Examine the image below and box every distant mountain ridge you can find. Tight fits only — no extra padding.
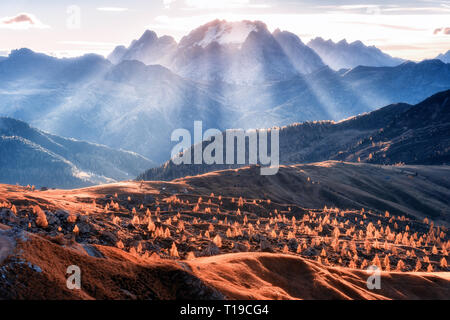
[0,48,110,83]
[0,117,154,188]
[138,89,450,181]
[436,50,450,63]
[108,30,177,67]
[272,29,325,74]
[307,37,405,70]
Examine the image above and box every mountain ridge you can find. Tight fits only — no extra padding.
[436,50,450,63]
[307,37,405,70]
[138,89,450,181]
[0,117,154,188]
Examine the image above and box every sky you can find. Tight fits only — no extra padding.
[0,0,449,61]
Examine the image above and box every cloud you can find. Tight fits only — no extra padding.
[155,15,171,23]
[316,4,450,15]
[59,41,118,47]
[46,50,109,58]
[3,14,34,25]
[434,27,450,35]
[184,0,269,10]
[0,13,49,29]
[377,44,425,51]
[56,41,117,57]
[163,0,177,9]
[382,6,450,14]
[317,4,385,12]
[97,7,129,12]
[344,21,426,31]
[185,0,247,9]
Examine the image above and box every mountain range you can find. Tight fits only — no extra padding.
[109,20,407,82]
[1,19,450,301]
[0,19,449,170]
[1,47,449,165]
[138,89,450,181]
[110,20,326,84]
[0,117,153,188]
[2,15,450,304]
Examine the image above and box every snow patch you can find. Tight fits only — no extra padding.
[196,21,258,48]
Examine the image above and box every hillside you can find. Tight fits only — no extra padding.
[0,117,153,188]
[0,162,449,299]
[335,89,450,164]
[175,162,450,225]
[1,229,448,300]
[139,90,450,181]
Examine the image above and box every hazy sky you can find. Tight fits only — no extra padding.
[0,0,449,60]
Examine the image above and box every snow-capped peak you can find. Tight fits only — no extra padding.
[179,19,267,49]
[436,50,450,63]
